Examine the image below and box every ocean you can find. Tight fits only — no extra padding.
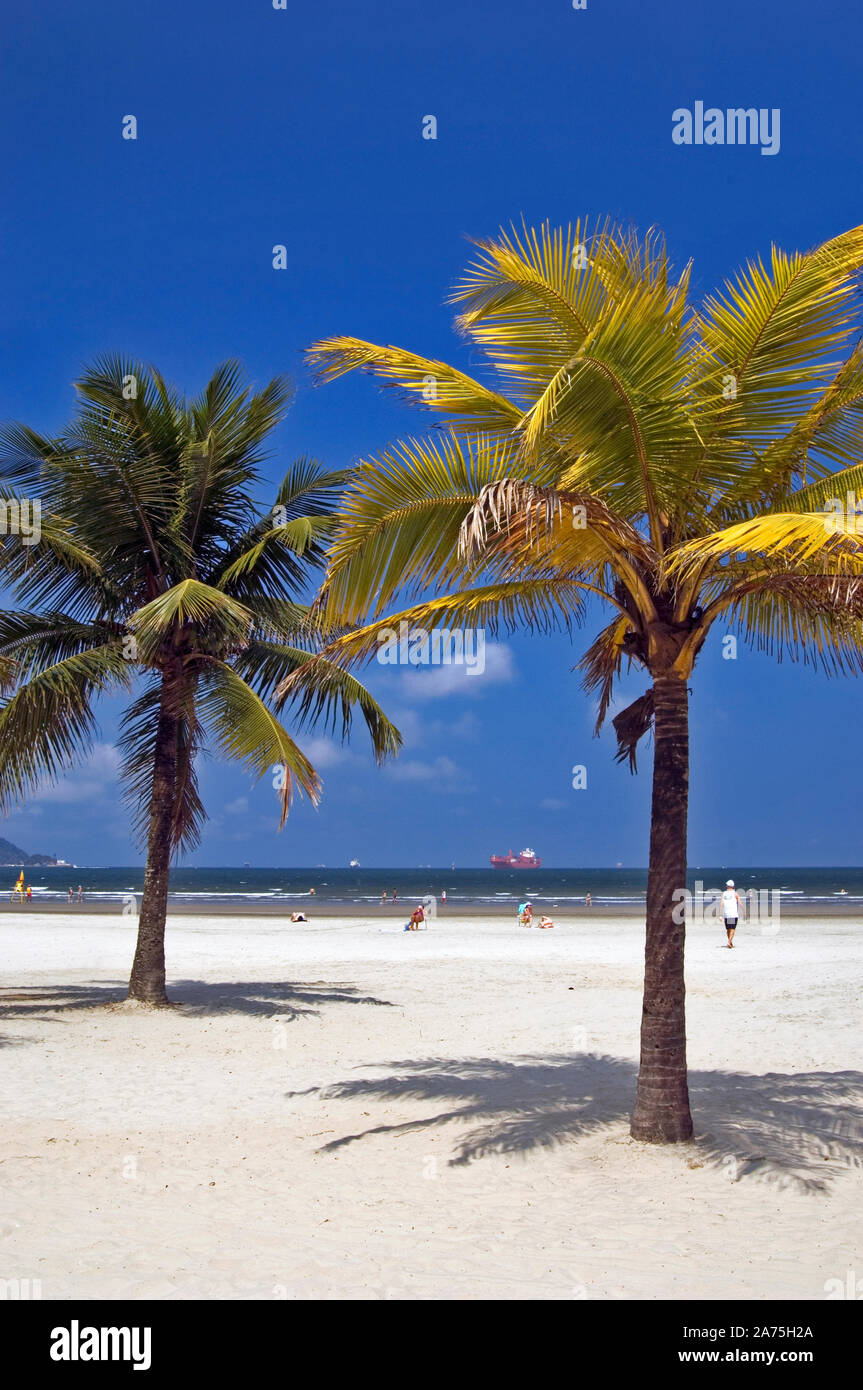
[6,865,863,910]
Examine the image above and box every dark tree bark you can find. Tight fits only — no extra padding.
[127,677,178,1004]
[630,672,693,1142]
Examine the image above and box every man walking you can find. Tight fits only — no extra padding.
[721,879,743,948]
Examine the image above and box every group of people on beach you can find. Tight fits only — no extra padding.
[10,872,32,903]
[8,879,84,905]
[517,901,554,929]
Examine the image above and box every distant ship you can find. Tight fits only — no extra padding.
[490,847,542,869]
[349,858,360,868]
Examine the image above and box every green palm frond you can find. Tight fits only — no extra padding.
[215,515,334,590]
[0,646,132,812]
[197,661,321,826]
[0,611,123,679]
[118,678,207,853]
[235,641,402,761]
[128,579,254,655]
[207,457,346,597]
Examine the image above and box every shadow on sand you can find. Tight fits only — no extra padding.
[289,1053,863,1193]
[0,978,394,1027]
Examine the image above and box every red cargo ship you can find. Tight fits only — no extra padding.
[489,847,542,869]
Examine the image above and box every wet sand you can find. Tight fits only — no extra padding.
[1,899,861,919]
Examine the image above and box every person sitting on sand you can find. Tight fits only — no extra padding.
[408,905,424,931]
[518,900,533,927]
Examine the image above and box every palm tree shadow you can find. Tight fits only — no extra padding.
[168,979,394,1019]
[0,979,394,1026]
[292,1053,863,1193]
[0,983,129,1019]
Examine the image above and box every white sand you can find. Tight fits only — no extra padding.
[1,911,861,1300]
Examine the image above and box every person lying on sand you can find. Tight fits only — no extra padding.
[538,914,554,929]
[290,911,307,922]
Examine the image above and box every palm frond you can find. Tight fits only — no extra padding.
[197,662,321,826]
[127,579,254,657]
[118,678,207,853]
[305,338,523,433]
[236,641,402,762]
[0,645,132,812]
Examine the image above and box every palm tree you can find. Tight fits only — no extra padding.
[298,220,863,1142]
[0,358,400,1004]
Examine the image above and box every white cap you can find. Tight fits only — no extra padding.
[726,879,734,887]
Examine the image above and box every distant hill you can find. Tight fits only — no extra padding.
[0,837,62,866]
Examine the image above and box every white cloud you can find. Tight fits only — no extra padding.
[396,642,515,701]
[300,736,360,769]
[224,796,249,817]
[386,707,481,749]
[386,755,467,789]
[34,743,121,805]
[539,798,567,811]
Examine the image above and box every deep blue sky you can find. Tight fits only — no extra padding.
[1,0,861,867]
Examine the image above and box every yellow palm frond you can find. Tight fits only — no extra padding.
[305,337,523,433]
[669,511,863,581]
[320,432,521,624]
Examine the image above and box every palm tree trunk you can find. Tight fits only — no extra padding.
[630,672,693,1143]
[127,679,178,1004]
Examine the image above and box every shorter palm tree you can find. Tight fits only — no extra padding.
[0,358,400,1003]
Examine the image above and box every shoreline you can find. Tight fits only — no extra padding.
[1,899,861,919]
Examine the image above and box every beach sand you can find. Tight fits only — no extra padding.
[1,911,861,1300]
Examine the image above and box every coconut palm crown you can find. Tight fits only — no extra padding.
[0,358,401,1003]
[299,220,863,1142]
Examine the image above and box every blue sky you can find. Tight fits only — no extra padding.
[1,0,861,867]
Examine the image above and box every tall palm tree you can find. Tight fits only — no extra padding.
[0,358,400,1004]
[298,220,863,1142]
